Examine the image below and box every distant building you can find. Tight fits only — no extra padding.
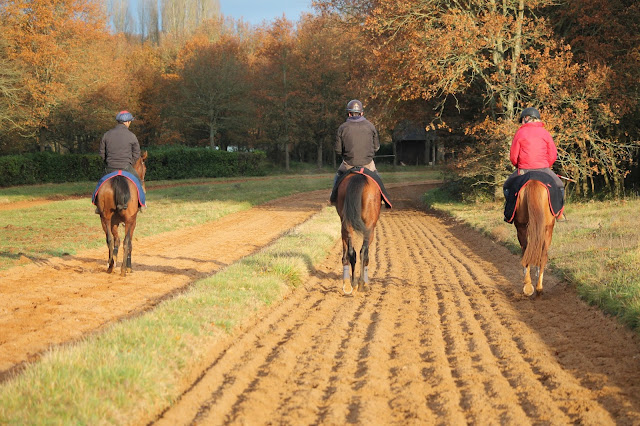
[392,120,442,166]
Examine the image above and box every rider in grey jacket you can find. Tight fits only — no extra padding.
[330,100,380,202]
[99,110,141,183]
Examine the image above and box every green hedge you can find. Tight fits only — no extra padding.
[0,147,267,187]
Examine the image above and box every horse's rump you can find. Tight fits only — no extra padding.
[111,176,132,212]
[342,174,367,233]
[519,181,552,267]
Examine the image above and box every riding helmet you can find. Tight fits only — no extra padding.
[115,110,135,122]
[519,107,541,123]
[346,100,364,115]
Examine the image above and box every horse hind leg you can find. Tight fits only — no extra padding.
[121,219,137,276]
[358,238,370,292]
[110,222,121,274]
[523,265,534,297]
[535,267,544,296]
[342,235,357,295]
[106,232,115,273]
[121,232,130,277]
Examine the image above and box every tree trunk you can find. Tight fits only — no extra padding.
[393,141,397,167]
[285,142,290,170]
[506,0,525,119]
[209,120,217,149]
[317,138,323,169]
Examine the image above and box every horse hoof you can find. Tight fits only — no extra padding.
[523,285,534,297]
[343,281,353,295]
[359,279,369,292]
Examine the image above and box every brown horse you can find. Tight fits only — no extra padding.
[513,180,556,296]
[95,152,147,276]
[335,172,382,295]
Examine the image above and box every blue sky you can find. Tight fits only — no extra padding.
[219,0,313,26]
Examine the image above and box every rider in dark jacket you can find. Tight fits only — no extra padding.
[99,110,141,183]
[330,100,380,202]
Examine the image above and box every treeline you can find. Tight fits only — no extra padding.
[1,0,639,196]
[0,147,266,187]
[0,0,357,171]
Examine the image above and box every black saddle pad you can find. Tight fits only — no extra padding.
[504,171,564,223]
[333,168,392,208]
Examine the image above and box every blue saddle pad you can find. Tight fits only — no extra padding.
[92,170,146,207]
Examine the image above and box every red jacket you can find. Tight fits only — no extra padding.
[510,122,557,169]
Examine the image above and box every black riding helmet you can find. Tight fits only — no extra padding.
[520,107,541,123]
[346,99,364,115]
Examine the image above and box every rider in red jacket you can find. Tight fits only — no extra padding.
[503,107,564,196]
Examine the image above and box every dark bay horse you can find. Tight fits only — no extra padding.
[95,152,147,276]
[513,180,556,296]
[335,172,382,295]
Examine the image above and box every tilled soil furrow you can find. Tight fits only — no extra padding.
[416,213,623,424]
[410,213,555,424]
[156,284,329,425]
[431,219,623,423]
[370,214,440,424]
[314,286,389,424]
[215,282,371,424]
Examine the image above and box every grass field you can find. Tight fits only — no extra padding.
[425,189,640,331]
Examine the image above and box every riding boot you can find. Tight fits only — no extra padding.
[330,171,344,204]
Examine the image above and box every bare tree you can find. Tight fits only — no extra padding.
[108,0,134,34]
[138,0,160,44]
[161,0,221,38]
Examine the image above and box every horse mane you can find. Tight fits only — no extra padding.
[521,181,549,267]
[343,174,367,234]
[111,176,131,212]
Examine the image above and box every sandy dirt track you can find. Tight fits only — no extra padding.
[153,184,640,425]
[0,187,335,376]
[2,183,640,424]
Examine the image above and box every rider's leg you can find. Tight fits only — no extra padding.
[330,162,350,203]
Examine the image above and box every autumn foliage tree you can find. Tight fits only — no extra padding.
[170,33,253,149]
[253,18,299,169]
[0,29,26,151]
[317,0,639,197]
[1,0,109,151]
[292,13,362,168]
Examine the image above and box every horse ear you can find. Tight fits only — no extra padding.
[142,151,148,160]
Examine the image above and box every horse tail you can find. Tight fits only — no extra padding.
[522,181,548,268]
[111,176,131,212]
[343,174,367,234]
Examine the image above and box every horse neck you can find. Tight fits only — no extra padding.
[133,159,145,182]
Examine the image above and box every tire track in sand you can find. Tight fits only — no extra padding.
[153,184,640,425]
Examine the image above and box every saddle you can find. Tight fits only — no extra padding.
[331,168,392,209]
[503,171,564,223]
[92,170,146,207]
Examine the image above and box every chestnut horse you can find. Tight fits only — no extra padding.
[95,152,147,276]
[335,173,381,295]
[513,180,556,296]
